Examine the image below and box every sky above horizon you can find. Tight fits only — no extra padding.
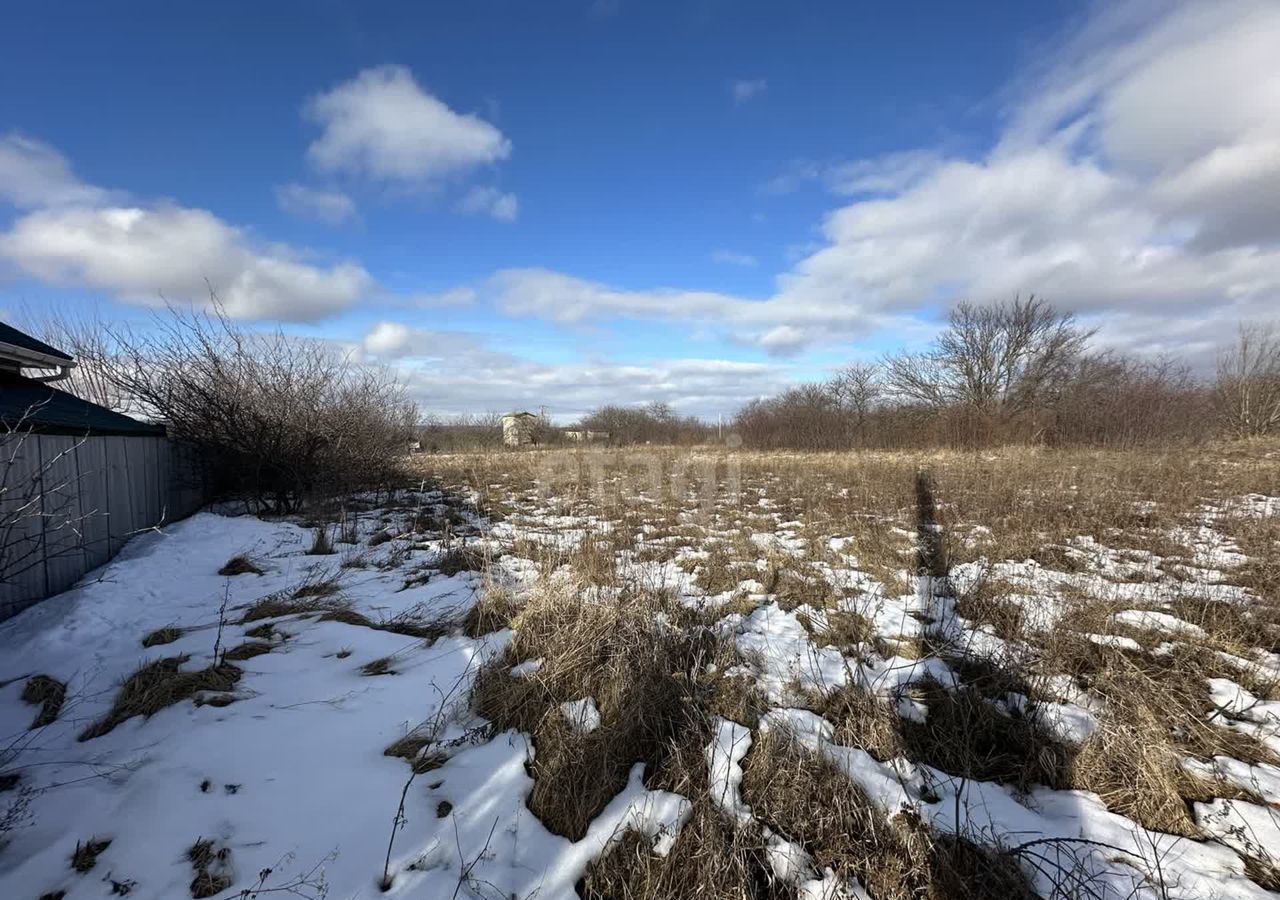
[2,0,1278,420]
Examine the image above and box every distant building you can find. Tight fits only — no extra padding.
[564,430,610,442]
[501,411,540,447]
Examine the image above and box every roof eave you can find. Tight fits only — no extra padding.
[0,340,76,370]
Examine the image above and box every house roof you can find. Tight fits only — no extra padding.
[503,411,538,419]
[0,371,165,437]
[0,322,73,365]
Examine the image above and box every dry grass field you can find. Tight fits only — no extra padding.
[412,441,1280,898]
[4,442,1280,899]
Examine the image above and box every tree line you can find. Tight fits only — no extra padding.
[732,298,1280,450]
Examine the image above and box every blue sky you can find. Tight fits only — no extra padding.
[2,1,1278,418]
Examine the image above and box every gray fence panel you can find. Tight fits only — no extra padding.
[36,435,89,598]
[1,434,208,621]
[104,437,136,554]
[0,433,46,618]
[76,437,113,571]
[135,438,160,527]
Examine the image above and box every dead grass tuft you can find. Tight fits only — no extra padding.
[70,837,111,873]
[1070,705,1200,836]
[900,680,1072,793]
[22,674,67,729]
[186,838,232,898]
[221,641,272,662]
[810,683,905,760]
[141,626,183,647]
[242,622,277,640]
[361,655,396,676]
[461,585,523,637]
[292,577,341,600]
[218,554,264,576]
[317,607,449,640]
[798,609,874,651]
[79,657,242,741]
[582,802,775,900]
[471,579,719,840]
[435,544,491,576]
[742,728,1035,900]
[583,707,778,900]
[771,566,838,612]
[706,672,769,731]
[383,734,448,773]
[240,588,341,623]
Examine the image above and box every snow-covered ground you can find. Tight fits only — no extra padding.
[3,469,1280,900]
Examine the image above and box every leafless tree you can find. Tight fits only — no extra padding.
[884,297,1092,416]
[1216,323,1280,438]
[829,362,883,443]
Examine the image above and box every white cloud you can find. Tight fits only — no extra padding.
[0,133,115,209]
[457,185,519,222]
[0,204,373,321]
[362,320,415,357]
[731,78,767,105]
[825,150,945,195]
[275,183,358,225]
[410,287,478,307]
[711,250,757,267]
[485,267,884,356]
[304,65,511,185]
[355,320,790,418]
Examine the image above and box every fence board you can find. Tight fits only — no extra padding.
[0,433,46,618]
[76,437,112,571]
[36,435,88,598]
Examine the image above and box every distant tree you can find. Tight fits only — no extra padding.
[1216,323,1280,438]
[884,297,1092,416]
[579,403,710,445]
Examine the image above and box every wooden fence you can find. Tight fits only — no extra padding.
[0,432,207,621]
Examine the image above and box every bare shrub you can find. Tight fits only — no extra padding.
[579,401,712,446]
[79,306,417,512]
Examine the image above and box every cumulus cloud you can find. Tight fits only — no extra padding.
[0,204,373,321]
[0,133,115,209]
[0,135,376,321]
[275,183,358,225]
[457,185,518,222]
[731,78,767,105]
[356,320,790,418]
[485,267,883,357]
[304,65,511,185]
